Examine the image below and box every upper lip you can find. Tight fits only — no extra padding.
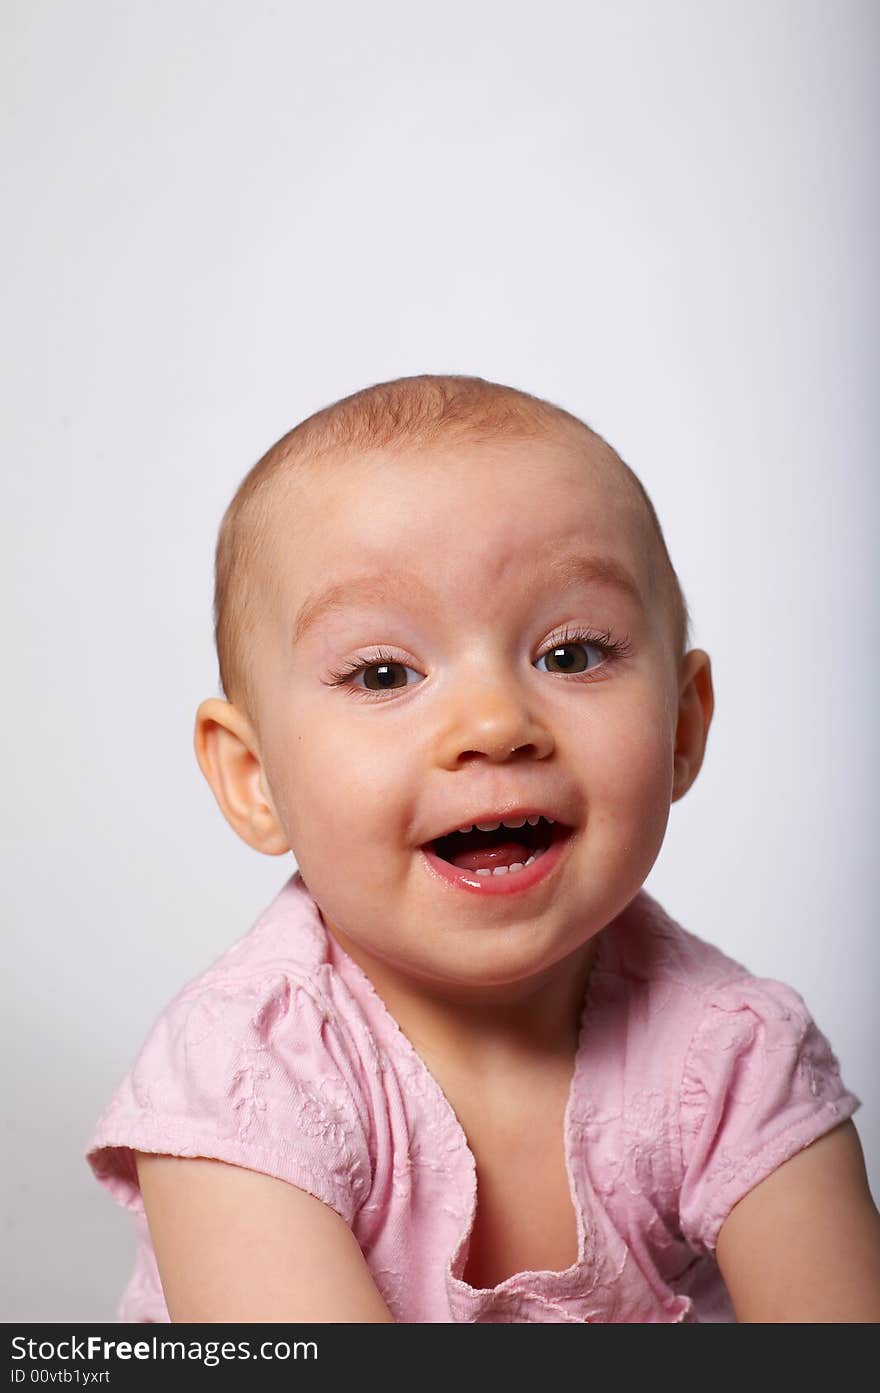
[421,805,576,844]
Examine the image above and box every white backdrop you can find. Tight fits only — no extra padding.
[3,0,877,1321]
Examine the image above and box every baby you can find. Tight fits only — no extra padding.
[87,374,880,1322]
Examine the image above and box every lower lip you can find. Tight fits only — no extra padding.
[418,825,575,897]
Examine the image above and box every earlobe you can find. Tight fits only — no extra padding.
[671,650,715,802]
[193,698,291,856]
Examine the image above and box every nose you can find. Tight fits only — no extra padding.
[433,675,555,768]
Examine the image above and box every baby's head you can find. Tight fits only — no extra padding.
[196,375,713,995]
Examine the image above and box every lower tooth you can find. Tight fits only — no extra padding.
[474,852,539,878]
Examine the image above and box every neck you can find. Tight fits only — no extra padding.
[325,925,600,1081]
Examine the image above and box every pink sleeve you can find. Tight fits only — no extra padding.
[86,972,372,1226]
[678,976,860,1254]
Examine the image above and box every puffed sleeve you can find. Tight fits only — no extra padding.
[677,976,860,1254]
[86,972,373,1226]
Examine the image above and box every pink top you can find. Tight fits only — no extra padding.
[87,872,859,1323]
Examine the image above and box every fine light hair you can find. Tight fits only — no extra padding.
[212,374,692,718]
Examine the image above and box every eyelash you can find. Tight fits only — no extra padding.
[323,625,634,702]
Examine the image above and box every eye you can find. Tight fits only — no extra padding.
[535,636,606,676]
[357,660,420,693]
[324,649,424,700]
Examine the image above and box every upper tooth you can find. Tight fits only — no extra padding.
[452,814,556,835]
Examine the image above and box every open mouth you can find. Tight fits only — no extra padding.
[427,816,567,874]
[419,815,576,895]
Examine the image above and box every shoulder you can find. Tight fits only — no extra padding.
[87,873,375,1222]
[180,869,338,997]
[604,888,857,1126]
[587,891,859,1244]
[599,888,753,999]
[592,889,844,1053]
[127,871,372,1100]
[585,890,758,1085]
[609,893,867,1255]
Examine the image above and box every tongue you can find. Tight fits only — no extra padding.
[449,841,531,871]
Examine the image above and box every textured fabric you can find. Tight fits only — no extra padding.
[86,872,860,1323]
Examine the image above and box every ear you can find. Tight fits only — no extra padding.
[671,649,715,803]
[193,698,291,855]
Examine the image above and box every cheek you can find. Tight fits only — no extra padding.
[265,710,413,848]
[578,701,675,824]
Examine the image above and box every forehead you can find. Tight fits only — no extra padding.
[291,428,643,542]
[260,431,661,635]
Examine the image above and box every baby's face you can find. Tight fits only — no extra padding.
[247,430,687,996]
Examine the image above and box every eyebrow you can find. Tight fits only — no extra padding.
[291,552,643,647]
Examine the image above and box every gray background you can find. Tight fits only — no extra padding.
[3,0,877,1321]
